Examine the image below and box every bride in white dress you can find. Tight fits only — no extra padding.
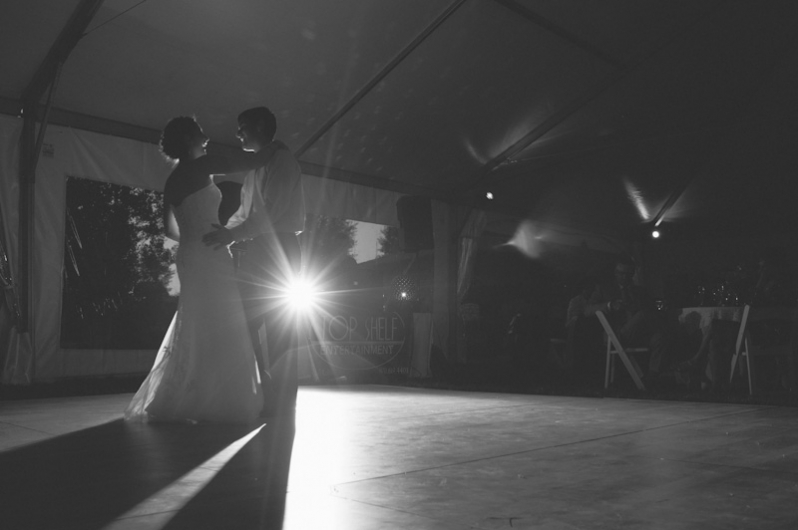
[126,117,276,423]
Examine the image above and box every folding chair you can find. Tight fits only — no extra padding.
[730,304,797,395]
[596,311,646,390]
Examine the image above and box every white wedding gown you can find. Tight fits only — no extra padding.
[125,184,263,423]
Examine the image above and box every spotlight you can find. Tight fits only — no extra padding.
[651,230,660,239]
[388,274,418,302]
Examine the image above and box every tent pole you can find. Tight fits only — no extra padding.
[491,0,624,69]
[21,0,105,106]
[15,0,105,356]
[17,108,35,335]
[461,2,725,196]
[296,0,467,158]
[16,67,60,349]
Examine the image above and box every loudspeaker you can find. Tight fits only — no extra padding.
[396,195,433,251]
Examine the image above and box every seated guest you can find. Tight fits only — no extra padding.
[586,256,676,387]
[564,276,602,376]
[750,247,795,307]
[566,276,600,329]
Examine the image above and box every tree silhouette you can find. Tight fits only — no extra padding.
[300,214,357,284]
[377,225,402,256]
[61,177,176,349]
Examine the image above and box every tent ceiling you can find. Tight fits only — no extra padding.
[3,0,798,240]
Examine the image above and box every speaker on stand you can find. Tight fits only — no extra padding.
[396,195,433,252]
[389,196,435,380]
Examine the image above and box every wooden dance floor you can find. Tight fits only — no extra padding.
[2,385,797,529]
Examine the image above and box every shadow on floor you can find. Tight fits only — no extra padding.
[161,418,295,530]
[0,418,294,530]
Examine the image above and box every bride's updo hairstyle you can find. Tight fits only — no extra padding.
[160,116,200,161]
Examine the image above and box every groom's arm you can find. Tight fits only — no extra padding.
[223,192,248,231]
[203,144,300,249]
[224,146,297,243]
[201,201,248,250]
[227,147,303,242]
[202,183,246,249]
[224,190,276,243]
[202,146,278,250]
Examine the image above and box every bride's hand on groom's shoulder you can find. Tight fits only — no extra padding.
[202,224,234,250]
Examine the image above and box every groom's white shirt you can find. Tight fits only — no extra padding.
[225,141,305,241]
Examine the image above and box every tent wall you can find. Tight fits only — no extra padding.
[0,114,404,382]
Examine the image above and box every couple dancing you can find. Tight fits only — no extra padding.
[125,106,305,424]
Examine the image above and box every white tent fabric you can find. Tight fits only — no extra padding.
[0,114,405,381]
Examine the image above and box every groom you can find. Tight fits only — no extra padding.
[203,106,305,418]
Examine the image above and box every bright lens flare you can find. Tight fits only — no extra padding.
[284,277,320,313]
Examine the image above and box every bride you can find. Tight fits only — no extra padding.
[125,116,275,423]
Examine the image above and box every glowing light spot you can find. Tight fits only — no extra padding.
[507,220,544,259]
[285,277,320,313]
[623,177,651,221]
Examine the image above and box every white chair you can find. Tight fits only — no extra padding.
[730,304,797,395]
[596,311,647,390]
